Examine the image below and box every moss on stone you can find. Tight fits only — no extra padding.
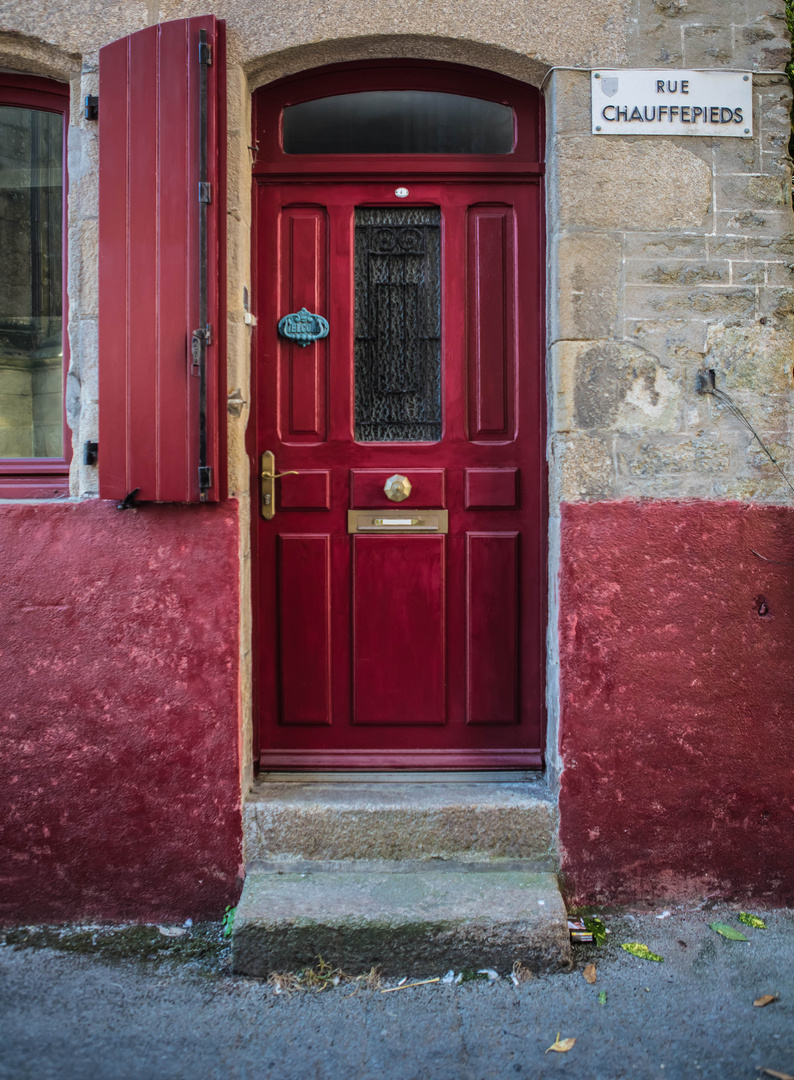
[2,923,229,969]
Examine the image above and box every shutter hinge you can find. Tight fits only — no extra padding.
[199,466,213,492]
[83,440,98,466]
[190,325,212,374]
[84,96,98,121]
[198,40,212,65]
[199,181,212,204]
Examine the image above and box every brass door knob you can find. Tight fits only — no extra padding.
[384,474,411,502]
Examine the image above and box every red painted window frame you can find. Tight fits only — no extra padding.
[0,73,71,498]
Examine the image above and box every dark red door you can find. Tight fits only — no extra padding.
[253,173,545,770]
[251,64,545,770]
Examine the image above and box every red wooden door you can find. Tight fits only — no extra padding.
[254,173,545,770]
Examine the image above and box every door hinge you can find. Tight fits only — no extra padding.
[199,181,212,204]
[83,440,98,466]
[84,95,98,121]
[198,40,212,65]
[190,325,212,374]
[199,466,213,492]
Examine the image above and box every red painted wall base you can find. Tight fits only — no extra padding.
[559,500,794,907]
[0,502,242,924]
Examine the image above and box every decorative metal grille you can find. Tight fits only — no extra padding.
[354,206,441,442]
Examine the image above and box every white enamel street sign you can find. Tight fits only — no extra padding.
[591,70,753,137]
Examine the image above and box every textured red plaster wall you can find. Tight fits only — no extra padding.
[0,501,243,924]
[558,500,794,906]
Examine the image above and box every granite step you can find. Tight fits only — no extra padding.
[243,778,557,867]
[231,867,571,976]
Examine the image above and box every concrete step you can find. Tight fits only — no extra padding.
[243,779,556,866]
[231,867,571,976]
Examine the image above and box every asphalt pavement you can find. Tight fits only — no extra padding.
[1,907,792,1080]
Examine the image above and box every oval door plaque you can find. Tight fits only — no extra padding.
[277,307,330,347]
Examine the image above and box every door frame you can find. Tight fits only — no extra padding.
[249,59,547,771]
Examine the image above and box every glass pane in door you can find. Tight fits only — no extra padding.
[354,206,441,442]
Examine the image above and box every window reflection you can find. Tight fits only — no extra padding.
[0,106,63,459]
[283,91,514,154]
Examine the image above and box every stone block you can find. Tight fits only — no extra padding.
[623,318,710,361]
[551,431,615,501]
[0,3,149,57]
[717,175,790,212]
[629,13,684,66]
[748,235,794,260]
[67,124,98,221]
[70,219,98,319]
[733,27,791,71]
[232,868,572,977]
[212,0,629,75]
[626,259,729,286]
[765,261,794,287]
[624,285,756,321]
[712,475,791,501]
[555,138,712,231]
[619,436,731,477]
[718,208,794,238]
[731,261,766,285]
[551,232,622,341]
[625,232,708,260]
[758,288,794,328]
[548,69,591,137]
[244,780,556,864]
[707,236,749,259]
[683,25,734,67]
[557,339,682,435]
[704,322,794,394]
[713,136,761,175]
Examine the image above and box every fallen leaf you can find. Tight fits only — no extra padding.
[757,1069,794,1080]
[546,1032,576,1054]
[598,990,607,1005]
[740,912,767,929]
[621,943,664,962]
[477,968,500,981]
[710,922,749,941]
[583,963,597,984]
[584,916,608,946]
[753,994,779,1008]
[157,926,186,937]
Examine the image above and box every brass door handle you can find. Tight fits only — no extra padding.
[260,451,298,519]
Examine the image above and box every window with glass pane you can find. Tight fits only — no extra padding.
[355,207,441,442]
[0,106,63,459]
[284,91,514,154]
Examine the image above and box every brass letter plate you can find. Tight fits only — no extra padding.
[348,509,448,534]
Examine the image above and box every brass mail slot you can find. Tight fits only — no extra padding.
[348,509,449,534]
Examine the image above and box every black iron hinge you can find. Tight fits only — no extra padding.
[84,96,98,121]
[198,40,212,65]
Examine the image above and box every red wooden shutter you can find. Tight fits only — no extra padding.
[98,16,225,502]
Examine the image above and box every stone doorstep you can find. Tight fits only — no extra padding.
[243,779,557,865]
[231,869,571,977]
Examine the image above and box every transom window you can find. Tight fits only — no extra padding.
[283,91,514,154]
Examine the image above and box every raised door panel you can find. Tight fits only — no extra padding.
[353,535,445,725]
[466,532,519,724]
[466,206,516,441]
[279,470,330,510]
[350,468,445,508]
[279,206,328,442]
[278,534,332,724]
[464,468,518,509]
